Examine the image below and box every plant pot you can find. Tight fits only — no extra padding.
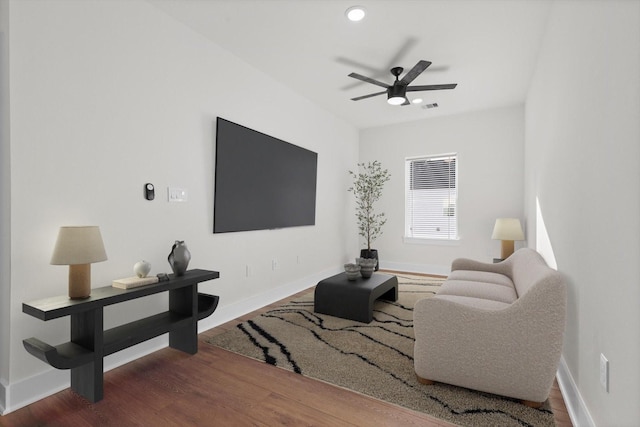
[360,249,379,271]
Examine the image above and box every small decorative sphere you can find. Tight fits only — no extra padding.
[134,260,151,278]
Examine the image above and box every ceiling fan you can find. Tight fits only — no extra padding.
[348,60,457,106]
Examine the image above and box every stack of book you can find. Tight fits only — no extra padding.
[112,276,159,290]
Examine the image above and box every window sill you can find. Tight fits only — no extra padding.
[403,237,460,246]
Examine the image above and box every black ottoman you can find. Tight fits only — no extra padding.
[314,272,398,323]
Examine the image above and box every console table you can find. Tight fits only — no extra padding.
[22,269,220,402]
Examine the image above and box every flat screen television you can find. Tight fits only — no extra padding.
[213,117,318,233]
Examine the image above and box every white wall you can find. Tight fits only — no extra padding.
[525,1,640,425]
[4,0,358,412]
[359,106,525,273]
[0,0,11,413]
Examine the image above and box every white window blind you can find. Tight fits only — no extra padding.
[405,154,458,240]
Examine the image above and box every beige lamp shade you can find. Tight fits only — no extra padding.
[491,218,524,260]
[491,218,525,241]
[51,226,107,299]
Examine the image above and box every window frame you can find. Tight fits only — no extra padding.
[404,153,459,243]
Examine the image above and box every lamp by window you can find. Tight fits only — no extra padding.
[50,226,108,299]
[491,218,524,260]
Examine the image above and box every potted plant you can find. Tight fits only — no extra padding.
[348,161,391,270]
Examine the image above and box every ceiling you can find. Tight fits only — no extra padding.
[149,0,552,130]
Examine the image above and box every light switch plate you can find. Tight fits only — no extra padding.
[168,187,188,202]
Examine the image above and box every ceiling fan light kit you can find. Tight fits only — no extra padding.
[348,60,457,107]
[387,84,407,105]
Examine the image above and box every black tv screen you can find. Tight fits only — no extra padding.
[213,118,318,233]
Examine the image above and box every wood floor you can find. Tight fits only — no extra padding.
[1,285,572,427]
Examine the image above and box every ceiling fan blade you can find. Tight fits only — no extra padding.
[336,57,379,74]
[401,98,411,106]
[406,83,457,92]
[400,60,431,85]
[351,90,387,101]
[338,37,418,91]
[338,59,383,90]
[389,37,418,64]
[348,72,389,89]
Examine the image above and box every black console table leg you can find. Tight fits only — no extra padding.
[70,308,104,402]
[169,285,198,354]
[71,359,103,402]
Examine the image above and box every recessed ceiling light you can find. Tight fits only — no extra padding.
[412,98,423,104]
[346,6,366,22]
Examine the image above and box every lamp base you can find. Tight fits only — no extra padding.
[69,264,92,299]
[500,240,515,259]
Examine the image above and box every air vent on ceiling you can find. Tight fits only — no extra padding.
[422,103,439,109]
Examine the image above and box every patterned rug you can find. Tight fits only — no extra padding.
[207,273,555,426]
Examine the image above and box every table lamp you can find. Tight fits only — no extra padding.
[50,226,108,299]
[491,218,524,260]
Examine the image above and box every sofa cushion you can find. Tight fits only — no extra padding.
[438,279,518,304]
[434,294,511,311]
[447,270,515,288]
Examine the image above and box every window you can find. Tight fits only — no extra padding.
[405,153,458,240]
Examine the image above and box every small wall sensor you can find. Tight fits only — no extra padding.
[144,183,155,200]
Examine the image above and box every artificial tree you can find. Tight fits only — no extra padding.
[348,161,391,267]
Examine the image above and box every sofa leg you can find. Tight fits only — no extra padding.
[521,400,543,409]
[416,375,435,385]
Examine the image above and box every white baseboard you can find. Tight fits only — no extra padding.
[380,260,450,276]
[0,377,6,415]
[2,267,340,415]
[3,368,68,415]
[197,266,341,333]
[557,355,595,427]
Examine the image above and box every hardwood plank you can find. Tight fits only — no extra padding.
[200,346,439,426]
[242,392,353,427]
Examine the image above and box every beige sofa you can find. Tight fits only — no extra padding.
[413,248,566,405]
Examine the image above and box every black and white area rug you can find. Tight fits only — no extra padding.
[207,273,555,426]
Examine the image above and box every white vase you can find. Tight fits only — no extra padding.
[133,260,151,278]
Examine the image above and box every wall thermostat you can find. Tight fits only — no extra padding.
[144,183,155,200]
